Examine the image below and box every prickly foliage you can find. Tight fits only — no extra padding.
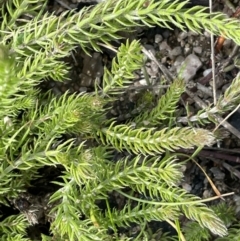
[0,0,239,241]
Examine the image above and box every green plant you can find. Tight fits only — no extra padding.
[0,0,240,240]
[182,202,237,241]
[215,224,240,241]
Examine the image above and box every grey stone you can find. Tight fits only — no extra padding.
[154,34,163,43]
[184,43,191,55]
[170,46,182,57]
[193,46,202,54]
[173,55,184,68]
[178,31,188,41]
[177,54,202,81]
[182,183,192,192]
[203,68,212,77]
[159,41,171,52]
[210,167,225,180]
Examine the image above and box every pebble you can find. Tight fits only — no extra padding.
[159,41,171,52]
[79,87,87,92]
[162,30,170,39]
[184,43,191,55]
[210,167,225,180]
[180,40,185,48]
[187,35,194,45]
[139,79,148,85]
[203,189,212,198]
[182,183,192,192]
[203,68,212,77]
[200,35,206,42]
[155,34,163,43]
[193,40,199,47]
[161,56,167,64]
[180,164,187,172]
[170,46,182,57]
[178,31,188,41]
[177,54,202,81]
[173,55,184,68]
[204,31,211,38]
[189,31,199,36]
[193,46,202,54]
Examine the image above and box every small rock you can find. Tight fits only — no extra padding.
[162,30,170,38]
[155,34,163,43]
[178,31,188,41]
[173,56,184,68]
[139,79,148,86]
[187,35,194,45]
[180,164,187,172]
[184,43,191,55]
[200,35,206,42]
[193,46,202,54]
[161,56,167,64]
[180,40,186,48]
[170,46,182,57]
[177,54,202,81]
[204,31,211,38]
[189,31,199,36]
[193,40,199,47]
[159,41,171,52]
[168,66,176,73]
[203,68,212,77]
[210,167,225,180]
[203,189,212,198]
[182,183,192,192]
[79,87,87,92]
